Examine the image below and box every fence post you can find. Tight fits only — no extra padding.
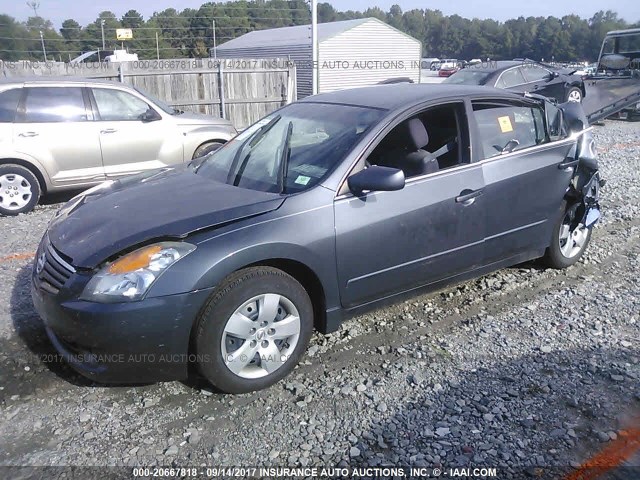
[218,61,226,119]
[118,63,124,83]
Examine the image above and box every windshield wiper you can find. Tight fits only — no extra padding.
[278,121,293,193]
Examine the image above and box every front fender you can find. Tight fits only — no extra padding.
[146,197,340,317]
[181,125,236,160]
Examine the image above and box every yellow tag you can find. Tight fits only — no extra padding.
[498,116,513,133]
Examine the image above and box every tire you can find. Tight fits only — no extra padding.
[195,267,313,394]
[566,86,583,103]
[192,141,224,159]
[0,164,41,216]
[542,201,592,269]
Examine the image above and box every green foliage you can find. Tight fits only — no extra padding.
[0,2,636,62]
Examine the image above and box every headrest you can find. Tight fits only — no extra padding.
[405,118,429,151]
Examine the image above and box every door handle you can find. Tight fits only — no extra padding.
[100,128,118,134]
[456,188,484,205]
[18,131,39,137]
[558,159,579,170]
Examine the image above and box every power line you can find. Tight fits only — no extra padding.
[0,45,214,53]
[0,35,229,42]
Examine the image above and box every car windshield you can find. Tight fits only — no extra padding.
[133,86,177,115]
[196,102,385,194]
[443,70,492,85]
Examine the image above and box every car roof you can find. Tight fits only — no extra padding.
[299,83,526,110]
[0,76,124,87]
[466,60,524,73]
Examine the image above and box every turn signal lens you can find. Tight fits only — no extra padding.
[107,245,163,274]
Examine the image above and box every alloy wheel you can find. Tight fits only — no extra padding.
[558,212,588,258]
[567,89,582,102]
[221,293,301,379]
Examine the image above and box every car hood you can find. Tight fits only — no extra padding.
[47,167,284,269]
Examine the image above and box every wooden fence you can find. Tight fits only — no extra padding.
[0,58,297,129]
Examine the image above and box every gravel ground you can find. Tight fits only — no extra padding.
[0,120,638,478]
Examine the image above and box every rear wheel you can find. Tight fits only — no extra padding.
[0,164,41,216]
[543,202,592,268]
[195,267,313,393]
[192,141,224,159]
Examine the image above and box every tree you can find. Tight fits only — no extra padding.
[121,10,144,29]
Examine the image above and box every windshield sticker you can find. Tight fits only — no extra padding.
[498,116,514,133]
[294,175,311,186]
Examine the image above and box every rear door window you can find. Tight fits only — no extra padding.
[522,65,551,83]
[472,102,547,159]
[496,68,527,88]
[22,87,87,123]
[0,88,22,122]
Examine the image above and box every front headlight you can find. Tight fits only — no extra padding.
[80,242,196,303]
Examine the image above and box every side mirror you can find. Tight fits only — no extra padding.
[140,108,162,122]
[348,166,405,195]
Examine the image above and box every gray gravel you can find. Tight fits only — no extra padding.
[0,120,638,477]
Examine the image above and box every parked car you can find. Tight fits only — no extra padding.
[0,78,237,216]
[438,66,460,77]
[443,60,586,104]
[32,84,602,394]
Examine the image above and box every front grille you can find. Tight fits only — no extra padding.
[35,239,75,294]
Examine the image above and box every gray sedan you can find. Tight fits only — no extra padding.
[32,84,602,393]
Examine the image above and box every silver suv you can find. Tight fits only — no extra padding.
[0,78,237,215]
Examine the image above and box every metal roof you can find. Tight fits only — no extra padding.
[217,18,414,50]
[299,83,524,110]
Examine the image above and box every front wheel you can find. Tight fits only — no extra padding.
[0,164,41,216]
[566,87,583,103]
[542,202,592,269]
[192,141,224,159]
[195,267,313,393]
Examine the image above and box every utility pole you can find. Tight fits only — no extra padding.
[212,19,217,59]
[39,30,47,61]
[100,19,106,50]
[311,0,318,95]
[155,32,160,60]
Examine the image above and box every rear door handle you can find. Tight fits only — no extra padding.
[100,128,118,134]
[558,159,579,170]
[456,188,484,204]
[18,131,39,137]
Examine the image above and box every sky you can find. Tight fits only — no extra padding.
[4,0,638,28]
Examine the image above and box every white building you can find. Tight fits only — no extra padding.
[215,18,421,98]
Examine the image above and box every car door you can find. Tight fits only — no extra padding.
[334,102,486,309]
[522,65,566,102]
[89,86,183,179]
[13,86,104,187]
[471,99,576,264]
